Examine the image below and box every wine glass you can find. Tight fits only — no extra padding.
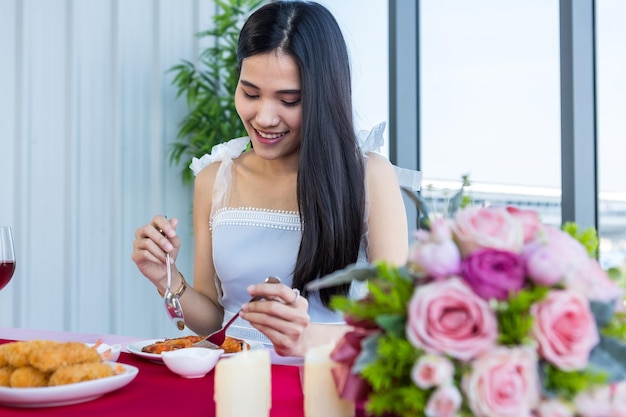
[0,226,16,291]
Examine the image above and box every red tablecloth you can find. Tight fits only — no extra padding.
[0,339,305,417]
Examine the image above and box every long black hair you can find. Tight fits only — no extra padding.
[237,1,366,306]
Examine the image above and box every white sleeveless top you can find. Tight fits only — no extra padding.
[189,122,421,346]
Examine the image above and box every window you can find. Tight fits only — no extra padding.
[419,0,561,224]
[596,0,626,271]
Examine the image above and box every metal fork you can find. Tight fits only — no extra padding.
[193,276,281,348]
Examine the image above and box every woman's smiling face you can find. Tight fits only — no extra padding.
[235,51,303,161]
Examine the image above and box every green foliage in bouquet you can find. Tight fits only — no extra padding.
[541,362,608,398]
[601,310,626,340]
[363,336,426,415]
[330,263,414,329]
[494,285,549,346]
[168,0,262,185]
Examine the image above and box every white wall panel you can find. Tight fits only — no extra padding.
[23,0,69,331]
[0,0,19,326]
[0,0,216,340]
[72,0,117,335]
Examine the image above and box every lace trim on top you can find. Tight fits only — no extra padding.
[210,206,301,232]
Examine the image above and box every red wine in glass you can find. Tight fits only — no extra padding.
[0,261,15,291]
[0,226,16,291]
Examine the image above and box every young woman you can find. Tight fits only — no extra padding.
[131,1,411,357]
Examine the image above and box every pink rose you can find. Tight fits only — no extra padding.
[406,277,498,361]
[460,248,526,300]
[535,399,574,417]
[462,347,540,417]
[506,206,541,243]
[567,258,623,304]
[574,385,612,417]
[411,354,454,389]
[523,225,589,287]
[408,218,461,279]
[531,289,599,371]
[425,384,462,417]
[453,206,524,257]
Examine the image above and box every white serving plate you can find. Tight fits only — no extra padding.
[0,362,138,408]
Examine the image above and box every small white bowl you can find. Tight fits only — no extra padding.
[162,347,224,378]
[86,342,122,362]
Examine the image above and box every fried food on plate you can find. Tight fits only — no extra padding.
[9,365,49,388]
[3,340,59,368]
[29,341,101,373]
[220,337,250,354]
[48,362,115,386]
[141,335,204,354]
[0,340,124,388]
[142,335,249,354]
[0,344,9,367]
[0,366,14,387]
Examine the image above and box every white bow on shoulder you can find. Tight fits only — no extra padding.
[189,136,250,177]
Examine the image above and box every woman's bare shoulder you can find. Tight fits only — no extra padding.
[194,160,221,187]
[364,152,397,181]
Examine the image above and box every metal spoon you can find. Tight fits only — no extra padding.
[193,276,281,348]
[164,252,185,330]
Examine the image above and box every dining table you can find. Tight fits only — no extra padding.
[0,327,368,417]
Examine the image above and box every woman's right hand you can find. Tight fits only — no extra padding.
[131,215,181,285]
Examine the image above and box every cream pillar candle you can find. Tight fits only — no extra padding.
[214,349,272,417]
[304,344,355,417]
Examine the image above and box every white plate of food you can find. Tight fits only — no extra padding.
[0,362,138,408]
[127,335,262,363]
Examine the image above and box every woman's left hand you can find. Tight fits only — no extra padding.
[239,281,310,357]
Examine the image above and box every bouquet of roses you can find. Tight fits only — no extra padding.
[307,205,626,417]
